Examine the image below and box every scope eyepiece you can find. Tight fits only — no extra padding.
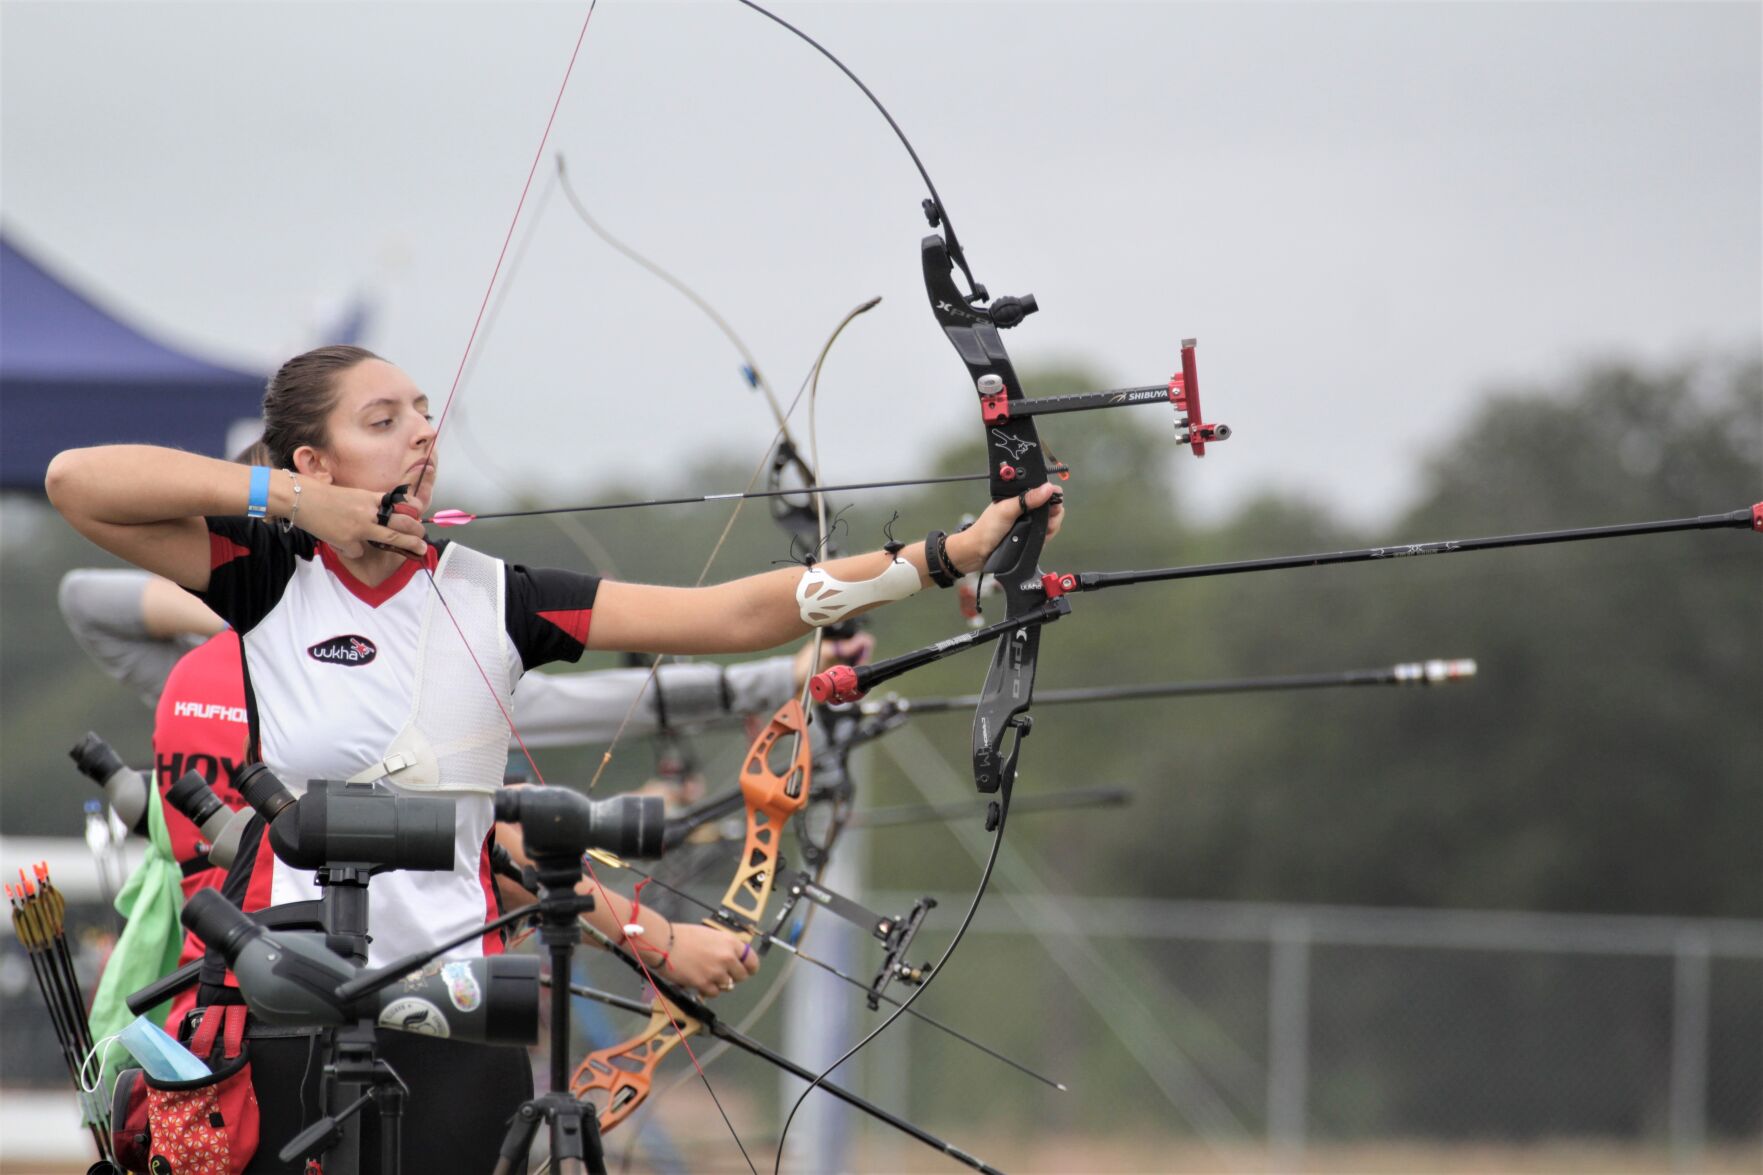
[236,762,298,824]
[181,889,264,964]
[166,770,226,830]
[69,731,127,784]
[70,731,150,832]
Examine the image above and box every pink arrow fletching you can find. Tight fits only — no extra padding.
[430,510,476,527]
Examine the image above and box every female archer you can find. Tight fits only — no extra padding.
[46,343,1063,1172]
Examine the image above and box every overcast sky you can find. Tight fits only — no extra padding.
[4,1,1758,527]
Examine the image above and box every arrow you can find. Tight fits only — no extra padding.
[427,465,1070,528]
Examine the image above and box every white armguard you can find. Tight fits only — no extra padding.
[796,557,922,627]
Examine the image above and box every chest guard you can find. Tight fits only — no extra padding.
[348,544,511,795]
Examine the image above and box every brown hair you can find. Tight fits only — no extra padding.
[261,345,383,469]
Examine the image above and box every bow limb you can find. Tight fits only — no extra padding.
[441,167,626,574]
[567,699,809,1146]
[580,294,880,795]
[565,971,1007,1174]
[570,991,706,1132]
[553,150,838,558]
[712,3,1063,1165]
[391,7,781,1170]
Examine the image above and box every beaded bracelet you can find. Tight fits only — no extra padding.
[278,471,303,534]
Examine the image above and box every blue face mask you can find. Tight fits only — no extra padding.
[117,1015,211,1082]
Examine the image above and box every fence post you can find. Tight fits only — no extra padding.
[1268,914,1312,1166]
[1669,929,1710,1170]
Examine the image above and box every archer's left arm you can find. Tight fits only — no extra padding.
[588,484,1064,654]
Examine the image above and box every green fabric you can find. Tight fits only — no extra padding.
[88,788,185,1045]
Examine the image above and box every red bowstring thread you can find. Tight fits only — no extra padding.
[400,1,753,1168]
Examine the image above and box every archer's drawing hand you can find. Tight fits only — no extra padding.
[946,483,1066,573]
[668,924,762,999]
[299,479,429,561]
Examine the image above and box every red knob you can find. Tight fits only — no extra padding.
[810,664,864,704]
[999,463,1019,482]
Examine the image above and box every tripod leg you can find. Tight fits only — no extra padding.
[376,1079,404,1175]
[547,1095,607,1175]
[493,1102,543,1175]
[556,1097,607,1175]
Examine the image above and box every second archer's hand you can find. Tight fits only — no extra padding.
[945,483,1066,574]
[793,631,875,690]
[667,924,761,999]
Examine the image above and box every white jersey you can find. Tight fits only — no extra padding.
[197,518,601,970]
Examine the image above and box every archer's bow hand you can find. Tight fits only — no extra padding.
[947,483,1066,573]
[668,922,762,999]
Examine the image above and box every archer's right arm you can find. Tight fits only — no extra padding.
[45,444,424,586]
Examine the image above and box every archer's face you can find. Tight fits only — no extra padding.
[301,359,439,513]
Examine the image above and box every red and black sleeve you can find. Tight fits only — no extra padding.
[505,563,602,670]
[194,516,315,635]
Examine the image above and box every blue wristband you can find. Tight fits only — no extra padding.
[246,466,272,519]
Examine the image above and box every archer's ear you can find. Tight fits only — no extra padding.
[291,447,333,483]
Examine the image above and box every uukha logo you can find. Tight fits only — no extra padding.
[307,634,378,666]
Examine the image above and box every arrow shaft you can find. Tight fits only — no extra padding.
[441,468,1066,524]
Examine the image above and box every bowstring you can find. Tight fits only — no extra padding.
[399,2,760,1168]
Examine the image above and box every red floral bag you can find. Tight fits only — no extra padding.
[138,1004,261,1174]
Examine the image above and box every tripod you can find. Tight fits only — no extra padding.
[275,863,409,1175]
[493,853,607,1175]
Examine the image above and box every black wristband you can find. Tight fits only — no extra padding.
[925,530,958,589]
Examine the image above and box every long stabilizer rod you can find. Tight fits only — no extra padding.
[1061,504,1761,593]
[874,659,1477,715]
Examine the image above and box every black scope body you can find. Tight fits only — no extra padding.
[235,764,455,873]
[69,731,151,833]
[492,786,664,860]
[163,770,255,870]
[181,889,538,1046]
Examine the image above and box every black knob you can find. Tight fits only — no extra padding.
[988,294,1038,328]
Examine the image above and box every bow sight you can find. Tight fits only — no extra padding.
[974,342,1230,456]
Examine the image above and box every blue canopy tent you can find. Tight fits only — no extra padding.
[0,234,267,491]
